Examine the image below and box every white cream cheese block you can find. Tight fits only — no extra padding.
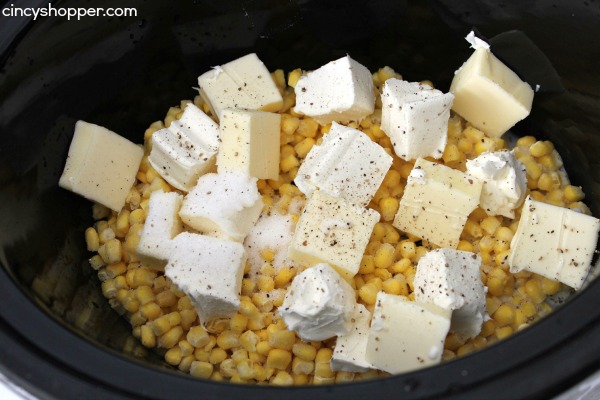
[216,108,281,180]
[331,304,374,372]
[294,122,392,206]
[59,121,144,212]
[381,79,454,161]
[279,263,356,341]
[179,172,262,243]
[509,196,600,290]
[450,38,534,138]
[165,232,246,327]
[288,191,380,280]
[136,190,183,271]
[365,292,451,374]
[393,158,483,248]
[466,150,527,218]
[414,248,487,339]
[149,103,220,192]
[197,53,283,121]
[293,55,375,125]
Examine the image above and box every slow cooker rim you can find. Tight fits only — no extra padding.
[1,259,600,399]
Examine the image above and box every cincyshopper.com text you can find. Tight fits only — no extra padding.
[1,3,137,20]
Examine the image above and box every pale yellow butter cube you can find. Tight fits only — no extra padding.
[136,190,183,271]
[287,191,379,280]
[217,108,281,180]
[509,196,600,290]
[197,53,283,121]
[59,121,143,212]
[450,48,534,138]
[393,158,482,248]
[365,292,451,374]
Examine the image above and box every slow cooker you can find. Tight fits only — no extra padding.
[1,0,599,398]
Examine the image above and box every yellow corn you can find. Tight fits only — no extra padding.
[190,361,213,379]
[268,330,295,351]
[266,349,292,370]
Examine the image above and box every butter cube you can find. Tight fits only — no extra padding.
[294,55,375,125]
[381,79,454,161]
[149,103,220,192]
[136,190,183,271]
[59,121,143,212]
[365,292,451,374]
[294,122,392,206]
[179,172,262,242]
[414,249,486,339]
[509,196,600,290]
[288,191,379,279]
[165,232,246,326]
[216,108,281,180]
[331,304,374,372]
[450,47,534,137]
[280,264,356,341]
[197,53,283,120]
[393,158,482,248]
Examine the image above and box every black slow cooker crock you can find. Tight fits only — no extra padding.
[1,0,599,399]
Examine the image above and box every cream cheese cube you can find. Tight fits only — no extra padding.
[393,158,483,248]
[59,121,143,212]
[148,103,220,192]
[414,249,486,339]
[197,53,283,120]
[331,304,374,372]
[294,122,392,206]
[179,172,262,242]
[365,292,451,374]
[280,264,356,341]
[509,196,600,290]
[149,103,220,192]
[294,55,375,125]
[136,190,183,271]
[288,191,380,280]
[381,79,454,161]
[165,232,246,326]
[466,151,527,218]
[450,47,534,138]
[216,108,281,180]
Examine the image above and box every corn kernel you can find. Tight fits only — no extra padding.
[269,330,295,351]
[564,185,585,202]
[190,361,213,379]
[493,304,515,327]
[379,197,399,222]
[266,349,292,370]
[374,243,395,269]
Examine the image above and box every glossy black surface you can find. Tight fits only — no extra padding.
[0,0,599,399]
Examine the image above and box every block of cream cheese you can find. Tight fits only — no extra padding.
[509,196,600,290]
[165,232,246,326]
[59,121,143,212]
[466,150,527,218]
[365,292,451,374]
[414,249,486,339]
[149,103,220,192]
[331,304,374,372]
[280,263,356,341]
[294,122,392,206]
[294,55,375,125]
[450,37,534,138]
[179,172,262,242]
[381,79,454,161]
[197,53,283,120]
[216,108,281,180]
[136,190,183,271]
[288,191,380,280]
[393,158,483,248]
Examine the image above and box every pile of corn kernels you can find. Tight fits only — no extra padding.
[84,66,592,385]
